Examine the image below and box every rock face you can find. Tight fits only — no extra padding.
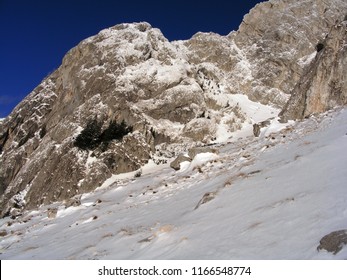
[232,0,347,107]
[0,22,240,217]
[178,0,347,108]
[280,20,347,121]
[0,0,346,217]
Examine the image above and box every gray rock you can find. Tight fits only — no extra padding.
[188,146,218,159]
[253,119,272,137]
[317,230,347,255]
[194,191,218,210]
[9,208,22,219]
[64,195,82,208]
[47,208,58,219]
[170,154,192,171]
[280,21,347,121]
[253,124,261,137]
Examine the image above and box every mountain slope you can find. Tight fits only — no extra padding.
[1,108,346,259]
[0,0,347,236]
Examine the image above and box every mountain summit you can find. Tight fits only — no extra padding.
[0,0,346,219]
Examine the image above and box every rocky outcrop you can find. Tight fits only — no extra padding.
[253,119,272,137]
[317,229,347,255]
[0,23,185,216]
[47,208,58,219]
[170,154,192,171]
[0,22,242,217]
[188,146,218,159]
[194,191,218,210]
[174,1,347,110]
[231,0,347,107]
[280,20,347,121]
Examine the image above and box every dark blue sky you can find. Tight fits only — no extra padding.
[0,0,264,118]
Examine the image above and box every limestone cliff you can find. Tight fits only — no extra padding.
[280,20,347,121]
[233,0,347,106]
[0,22,245,217]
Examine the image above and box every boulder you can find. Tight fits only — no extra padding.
[253,119,272,137]
[47,208,58,219]
[317,229,347,255]
[188,146,218,159]
[170,154,192,171]
[64,195,82,208]
[253,124,261,137]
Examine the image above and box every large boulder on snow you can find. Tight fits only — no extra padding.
[170,154,192,171]
[317,230,347,255]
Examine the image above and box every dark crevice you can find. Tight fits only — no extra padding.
[316,42,325,52]
[0,129,9,154]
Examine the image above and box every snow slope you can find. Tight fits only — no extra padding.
[0,108,346,259]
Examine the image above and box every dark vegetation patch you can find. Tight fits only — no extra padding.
[74,118,132,150]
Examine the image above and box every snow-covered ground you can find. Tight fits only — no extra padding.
[0,108,346,259]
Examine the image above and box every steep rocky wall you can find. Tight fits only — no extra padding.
[0,22,238,217]
[232,0,347,106]
[179,0,347,107]
[0,23,185,217]
[280,20,347,121]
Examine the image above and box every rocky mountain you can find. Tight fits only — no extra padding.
[0,0,346,218]
[280,14,347,120]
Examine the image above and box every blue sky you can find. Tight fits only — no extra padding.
[0,0,264,118]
